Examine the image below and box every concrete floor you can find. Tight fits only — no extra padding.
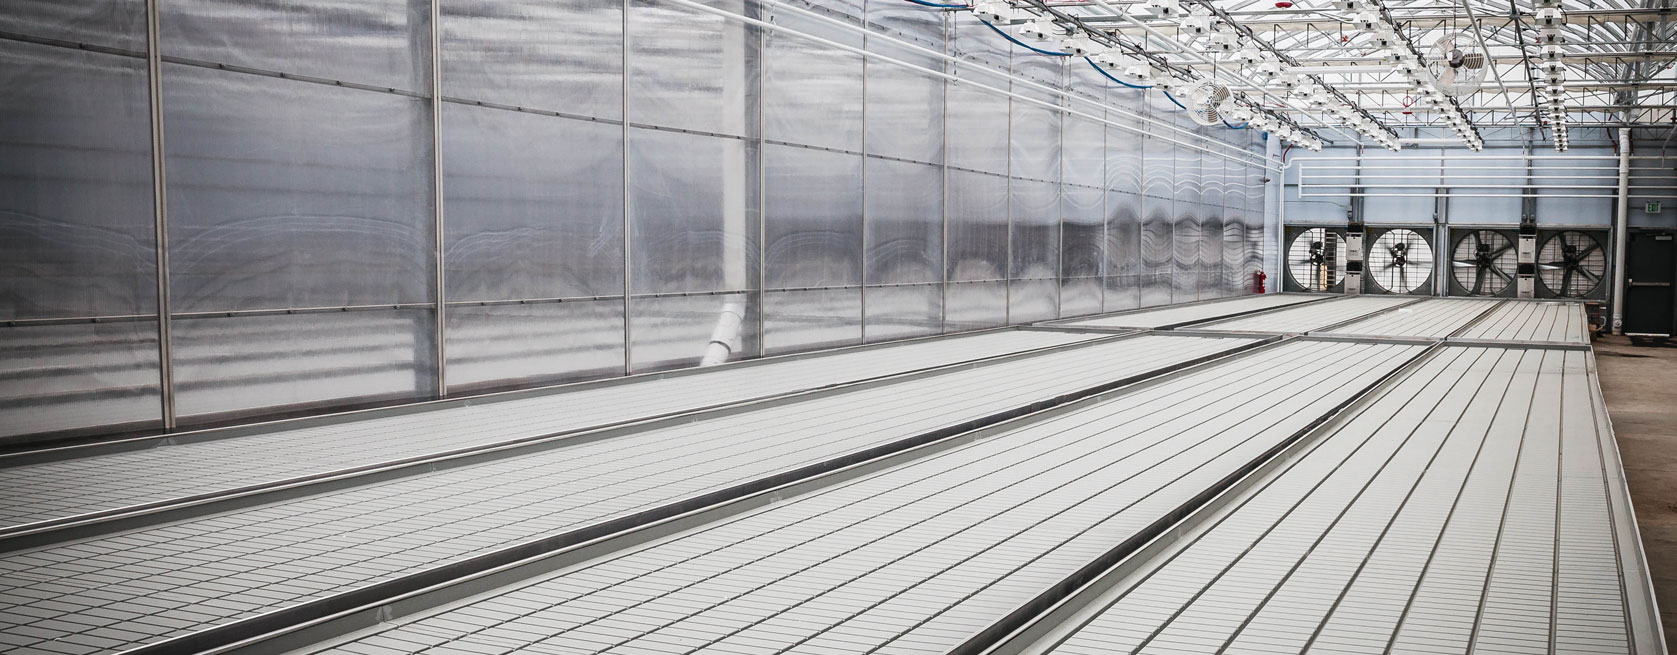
[1598,334,1677,648]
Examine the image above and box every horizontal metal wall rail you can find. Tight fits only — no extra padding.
[0,335,1278,655]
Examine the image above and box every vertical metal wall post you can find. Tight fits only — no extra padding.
[1263,134,1282,292]
[145,0,176,429]
[940,14,951,334]
[1613,127,1631,333]
[430,0,448,396]
[1003,50,1013,326]
[622,0,634,374]
[859,3,869,343]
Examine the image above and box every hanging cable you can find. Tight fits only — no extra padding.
[1223,119,1248,129]
[1085,57,1152,89]
[978,18,1070,56]
[903,0,970,8]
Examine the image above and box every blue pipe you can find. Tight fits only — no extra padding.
[1085,57,1152,89]
[978,18,1071,56]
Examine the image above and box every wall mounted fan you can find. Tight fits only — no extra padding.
[1367,228,1434,294]
[1450,228,1518,296]
[1286,226,1348,292]
[1536,229,1609,298]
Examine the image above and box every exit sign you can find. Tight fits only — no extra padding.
[1648,201,1663,213]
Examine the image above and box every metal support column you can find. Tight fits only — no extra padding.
[1263,135,1282,293]
[1613,127,1631,332]
[622,0,634,374]
[430,0,448,396]
[145,0,176,430]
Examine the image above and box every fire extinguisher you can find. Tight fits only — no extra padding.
[1253,270,1267,294]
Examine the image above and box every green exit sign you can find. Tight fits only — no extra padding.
[1648,201,1663,213]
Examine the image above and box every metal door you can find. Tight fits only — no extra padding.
[1624,231,1675,336]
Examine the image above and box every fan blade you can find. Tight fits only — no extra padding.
[1489,243,1514,257]
[1451,259,1476,267]
[1440,68,1456,87]
[1471,231,1483,249]
[1561,267,1575,296]
[1578,241,1600,257]
[1399,265,1409,291]
[1472,267,1486,294]
[1577,266,1601,283]
[1489,266,1514,282]
[1462,52,1486,69]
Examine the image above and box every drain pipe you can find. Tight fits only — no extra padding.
[1613,128,1631,334]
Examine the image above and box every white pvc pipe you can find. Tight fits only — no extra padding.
[1613,128,1631,334]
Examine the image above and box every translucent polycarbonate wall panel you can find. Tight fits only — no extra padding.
[1009,103,1061,182]
[630,294,759,372]
[445,302,624,393]
[1630,159,1677,227]
[2,1,146,51]
[1105,119,1143,196]
[1009,178,1059,323]
[1224,219,1246,295]
[763,6,863,152]
[443,104,624,302]
[1174,207,1202,303]
[164,67,434,312]
[1105,190,1142,312]
[441,0,623,119]
[0,0,1278,441]
[441,104,625,389]
[1060,185,1103,317]
[946,19,1009,175]
[1446,147,1521,224]
[1141,200,1174,307]
[161,0,429,93]
[171,310,436,420]
[162,64,436,419]
[0,323,161,438]
[864,158,942,338]
[1363,148,1441,224]
[864,284,941,341]
[865,0,944,48]
[764,288,861,354]
[1200,209,1223,300]
[865,159,942,285]
[1063,116,1103,190]
[628,127,759,369]
[763,145,862,351]
[765,146,862,289]
[947,170,1008,283]
[629,128,758,295]
[945,281,1005,330]
[863,37,944,165]
[1,45,157,321]
[0,39,160,439]
[629,0,759,137]
[1536,149,1614,226]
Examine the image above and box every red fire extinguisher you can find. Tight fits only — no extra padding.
[1253,270,1267,294]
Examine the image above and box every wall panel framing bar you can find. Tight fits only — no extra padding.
[144,0,175,430]
[431,0,448,395]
